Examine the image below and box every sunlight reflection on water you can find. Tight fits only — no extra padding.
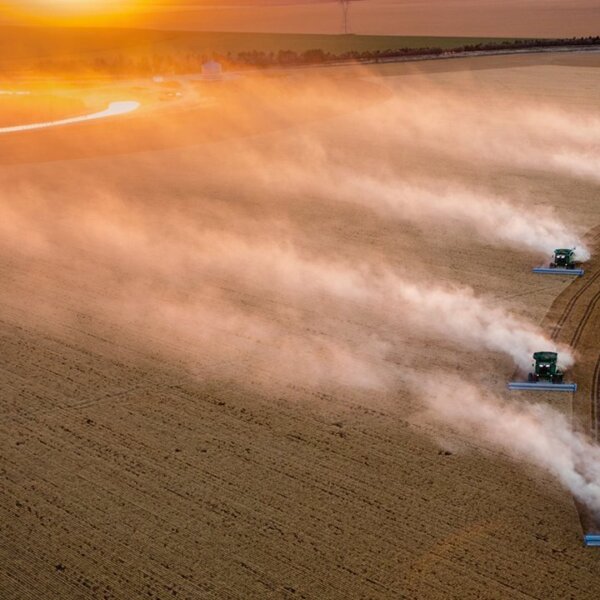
[0,101,141,134]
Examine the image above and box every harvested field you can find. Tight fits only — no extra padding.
[548,227,600,538]
[1,51,599,599]
[548,225,600,437]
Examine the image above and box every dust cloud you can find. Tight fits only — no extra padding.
[0,67,596,516]
[356,88,600,187]
[420,377,600,515]
[255,160,589,260]
[0,186,572,380]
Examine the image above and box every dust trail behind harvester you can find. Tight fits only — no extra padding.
[0,189,574,380]
[0,66,596,532]
[0,71,591,384]
[254,155,590,261]
[355,88,600,186]
[226,76,594,261]
[419,377,600,517]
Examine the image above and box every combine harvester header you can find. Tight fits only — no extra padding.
[533,248,584,276]
[508,352,577,392]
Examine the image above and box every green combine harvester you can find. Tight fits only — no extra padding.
[550,248,576,269]
[508,351,577,392]
[533,248,584,276]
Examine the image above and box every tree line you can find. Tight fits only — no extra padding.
[21,37,600,76]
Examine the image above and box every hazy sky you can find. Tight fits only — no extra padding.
[1,0,599,36]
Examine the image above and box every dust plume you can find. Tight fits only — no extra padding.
[367,273,574,371]
[419,377,600,516]
[163,232,575,371]
[0,72,594,259]
[0,66,595,528]
[0,70,591,392]
[353,87,600,187]
[160,78,592,261]
[0,187,573,376]
[253,154,590,260]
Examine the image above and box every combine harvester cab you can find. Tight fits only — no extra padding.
[584,534,600,547]
[508,352,577,392]
[533,248,584,276]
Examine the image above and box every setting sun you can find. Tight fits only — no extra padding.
[1,0,144,26]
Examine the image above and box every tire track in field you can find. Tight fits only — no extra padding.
[548,227,600,342]
[563,227,600,440]
[541,226,600,432]
[550,269,600,342]
[591,355,600,440]
[544,226,600,539]
[569,290,600,349]
[568,286,600,440]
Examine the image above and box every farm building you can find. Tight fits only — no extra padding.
[202,60,223,80]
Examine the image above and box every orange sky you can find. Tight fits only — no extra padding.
[1,1,599,36]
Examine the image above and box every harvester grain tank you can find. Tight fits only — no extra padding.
[508,352,577,392]
[533,248,584,276]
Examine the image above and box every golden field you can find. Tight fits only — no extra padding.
[1,49,599,599]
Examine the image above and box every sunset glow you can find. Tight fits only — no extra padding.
[1,1,598,36]
[1,0,144,26]
[1,0,600,595]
